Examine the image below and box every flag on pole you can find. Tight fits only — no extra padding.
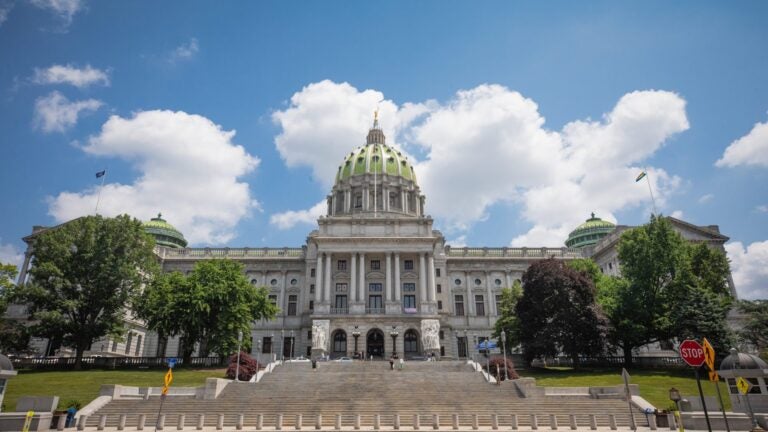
[635,171,647,182]
[95,170,106,178]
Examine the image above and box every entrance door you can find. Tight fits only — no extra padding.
[332,330,347,358]
[404,329,419,358]
[457,336,467,358]
[366,329,385,358]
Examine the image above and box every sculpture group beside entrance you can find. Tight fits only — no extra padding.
[421,319,440,355]
[311,320,330,358]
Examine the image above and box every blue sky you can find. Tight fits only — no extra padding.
[1,1,766,298]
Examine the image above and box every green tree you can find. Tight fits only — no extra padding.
[737,300,768,357]
[136,259,278,363]
[9,215,157,369]
[492,280,522,353]
[516,259,608,368]
[0,263,31,353]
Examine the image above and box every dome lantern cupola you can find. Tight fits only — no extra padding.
[143,213,188,248]
[366,110,386,145]
[565,213,616,249]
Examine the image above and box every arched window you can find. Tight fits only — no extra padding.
[404,329,419,355]
[332,331,347,356]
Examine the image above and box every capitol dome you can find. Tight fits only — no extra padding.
[565,213,616,249]
[143,213,188,248]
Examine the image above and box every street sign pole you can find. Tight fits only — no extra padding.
[701,337,729,432]
[621,368,637,431]
[694,365,713,432]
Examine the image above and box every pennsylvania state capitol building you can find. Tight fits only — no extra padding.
[16,117,738,361]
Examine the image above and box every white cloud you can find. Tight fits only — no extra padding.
[0,2,13,27]
[33,91,102,133]
[698,194,714,204]
[33,64,109,88]
[0,239,23,270]
[169,38,199,62]
[47,110,260,244]
[716,118,768,168]
[270,200,326,230]
[446,235,467,248]
[725,241,768,300]
[271,81,689,246]
[756,205,768,213]
[670,210,685,219]
[30,0,82,26]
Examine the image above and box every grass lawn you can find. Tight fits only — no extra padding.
[521,367,731,411]
[2,368,226,411]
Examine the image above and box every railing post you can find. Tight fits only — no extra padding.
[137,414,146,431]
[510,414,518,430]
[118,414,127,431]
[56,413,67,431]
[608,414,617,430]
[217,414,224,430]
[355,414,361,430]
[491,414,498,430]
[255,414,262,431]
[568,414,576,430]
[394,414,400,430]
[197,414,205,431]
[433,414,439,430]
[530,414,538,430]
[157,413,165,430]
[315,414,322,430]
[276,414,283,431]
[335,414,341,430]
[549,414,557,430]
[374,414,381,430]
[237,414,245,430]
[589,414,596,430]
[452,414,459,430]
[77,415,88,431]
[649,413,657,431]
[177,414,185,431]
[98,414,107,430]
[296,414,302,430]
[413,414,420,430]
[667,413,676,431]
[472,414,478,430]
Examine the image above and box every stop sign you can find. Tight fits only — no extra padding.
[680,339,705,367]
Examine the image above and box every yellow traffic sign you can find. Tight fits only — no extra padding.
[702,338,716,371]
[22,411,34,432]
[736,377,750,395]
[708,371,719,382]
[162,367,173,395]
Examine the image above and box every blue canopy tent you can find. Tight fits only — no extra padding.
[475,340,498,350]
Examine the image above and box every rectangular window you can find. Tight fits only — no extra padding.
[268,295,278,306]
[454,295,465,316]
[437,300,443,310]
[404,260,414,270]
[288,294,297,316]
[369,283,383,292]
[335,295,348,309]
[309,300,314,311]
[310,268,316,277]
[436,284,442,293]
[134,335,143,356]
[475,294,485,316]
[262,337,272,354]
[310,284,315,294]
[335,283,348,293]
[369,295,383,309]
[337,260,347,271]
[402,283,416,292]
[370,260,381,270]
[355,194,362,208]
[495,295,502,316]
[436,268,441,277]
[403,295,416,311]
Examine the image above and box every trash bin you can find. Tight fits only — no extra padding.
[311,360,317,369]
[66,407,77,427]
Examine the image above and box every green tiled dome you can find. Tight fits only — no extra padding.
[565,213,615,249]
[335,119,417,185]
[143,213,188,248]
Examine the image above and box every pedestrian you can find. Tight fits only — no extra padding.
[399,357,404,370]
[389,356,394,370]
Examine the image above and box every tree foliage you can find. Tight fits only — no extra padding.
[0,263,31,353]
[9,215,157,368]
[516,259,608,368]
[737,300,768,355]
[492,280,522,353]
[225,351,261,381]
[136,259,278,363]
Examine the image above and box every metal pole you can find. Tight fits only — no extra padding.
[501,329,508,382]
[713,377,730,432]
[290,330,294,360]
[235,330,243,382]
[695,367,713,432]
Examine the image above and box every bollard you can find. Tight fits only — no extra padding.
[394,414,400,430]
[77,415,88,431]
[238,414,245,431]
[217,414,224,431]
[491,414,498,430]
[295,414,302,431]
[98,414,107,431]
[335,414,341,430]
[375,414,381,430]
[413,414,420,430]
[667,413,676,431]
[197,414,205,431]
[177,414,185,431]
[157,413,166,431]
[256,414,263,431]
[56,413,67,431]
[649,413,657,431]
[137,414,146,431]
[530,414,538,430]
[316,414,322,430]
[452,414,459,430]
[510,414,518,430]
[568,414,576,430]
[549,414,557,430]
[472,414,478,430]
[588,414,596,430]
[608,414,617,431]
[355,414,361,430]
[433,414,439,430]
[276,414,283,431]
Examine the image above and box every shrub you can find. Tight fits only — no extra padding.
[225,352,261,381]
[486,356,519,381]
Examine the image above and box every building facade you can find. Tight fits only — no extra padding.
[15,118,738,360]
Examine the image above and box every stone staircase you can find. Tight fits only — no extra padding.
[85,361,648,429]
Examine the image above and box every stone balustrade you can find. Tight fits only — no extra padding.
[445,247,584,259]
[157,247,305,259]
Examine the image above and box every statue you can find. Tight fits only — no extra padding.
[311,320,329,352]
[421,319,440,351]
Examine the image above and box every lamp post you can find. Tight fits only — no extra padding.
[390,326,399,358]
[270,332,274,363]
[484,337,490,383]
[235,330,243,382]
[289,330,295,360]
[500,329,508,382]
[280,329,285,361]
[352,327,361,359]
[669,387,684,432]
[256,339,262,366]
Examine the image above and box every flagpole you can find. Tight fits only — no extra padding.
[94,170,107,215]
[642,167,658,216]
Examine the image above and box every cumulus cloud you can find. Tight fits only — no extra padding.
[30,0,83,26]
[34,91,102,133]
[169,38,199,63]
[270,200,326,230]
[670,210,685,219]
[0,2,13,27]
[47,110,260,244]
[725,241,768,300]
[33,64,109,88]
[271,81,689,246]
[716,117,768,168]
[0,239,23,270]
[756,205,768,213]
[698,194,714,204]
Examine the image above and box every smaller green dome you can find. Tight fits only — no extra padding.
[143,213,187,248]
[565,213,615,249]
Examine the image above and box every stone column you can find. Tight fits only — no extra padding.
[358,253,366,302]
[419,253,427,303]
[350,253,357,303]
[280,271,287,316]
[324,253,332,303]
[401,190,407,213]
[383,186,389,212]
[17,248,32,286]
[428,254,437,302]
[465,272,473,316]
[385,253,392,302]
[315,255,323,304]
[485,272,494,316]
[394,253,401,301]
[331,194,336,216]
[363,186,369,211]
[505,271,512,290]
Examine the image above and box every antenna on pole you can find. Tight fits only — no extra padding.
[94,169,107,215]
